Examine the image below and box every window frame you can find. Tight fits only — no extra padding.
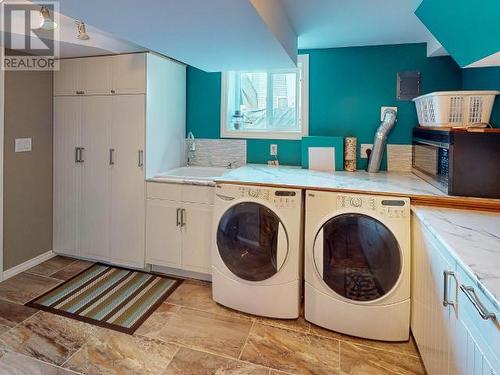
[220,54,309,140]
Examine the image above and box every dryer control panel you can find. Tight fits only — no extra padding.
[336,195,376,210]
[236,186,298,209]
[336,194,408,219]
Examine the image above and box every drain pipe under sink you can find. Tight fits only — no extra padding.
[367,108,397,173]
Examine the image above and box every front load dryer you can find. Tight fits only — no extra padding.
[305,191,411,341]
[212,184,303,319]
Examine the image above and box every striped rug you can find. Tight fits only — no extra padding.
[26,264,182,334]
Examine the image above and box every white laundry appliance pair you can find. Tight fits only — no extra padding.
[211,184,411,341]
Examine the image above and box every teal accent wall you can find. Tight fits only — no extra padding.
[186,67,221,139]
[416,0,500,67]
[462,67,500,127]
[187,43,462,168]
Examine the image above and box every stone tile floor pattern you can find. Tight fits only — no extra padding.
[0,256,427,374]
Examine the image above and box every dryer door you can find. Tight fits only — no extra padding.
[217,202,289,282]
[313,213,401,302]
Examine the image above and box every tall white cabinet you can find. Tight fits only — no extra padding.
[53,53,186,268]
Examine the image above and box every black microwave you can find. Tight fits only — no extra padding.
[412,127,500,198]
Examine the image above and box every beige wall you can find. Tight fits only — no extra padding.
[3,70,53,270]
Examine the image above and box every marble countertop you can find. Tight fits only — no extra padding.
[215,164,445,198]
[147,166,229,187]
[147,176,216,187]
[412,206,500,309]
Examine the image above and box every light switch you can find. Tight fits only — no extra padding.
[15,138,32,152]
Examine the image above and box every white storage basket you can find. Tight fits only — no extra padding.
[413,91,499,127]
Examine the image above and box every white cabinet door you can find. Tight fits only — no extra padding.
[54,59,79,96]
[412,218,456,375]
[53,97,81,256]
[79,96,112,261]
[112,54,146,94]
[110,95,145,267]
[79,56,112,95]
[146,199,182,268]
[181,202,212,273]
[451,317,488,375]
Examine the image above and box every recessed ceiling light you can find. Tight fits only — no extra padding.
[39,6,57,31]
[75,20,90,40]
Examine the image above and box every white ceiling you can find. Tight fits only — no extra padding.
[57,0,298,71]
[1,1,144,58]
[282,0,440,51]
[2,0,447,70]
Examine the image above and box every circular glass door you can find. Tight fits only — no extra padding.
[217,202,288,282]
[313,213,401,302]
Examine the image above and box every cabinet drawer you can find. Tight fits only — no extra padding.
[182,185,214,205]
[146,182,182,201]
[457,267,500,369]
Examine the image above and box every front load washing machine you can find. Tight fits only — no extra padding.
[305,190,411,341]
[212,184,303,319]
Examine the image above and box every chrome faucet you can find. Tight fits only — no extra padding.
[226,161,239,169]
[187,132,196,166]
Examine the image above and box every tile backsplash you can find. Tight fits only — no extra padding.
[187,139,247,168]
[387,144,413,172]
[185,139,412,172]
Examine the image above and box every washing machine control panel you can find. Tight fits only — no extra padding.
[380,200,408,219]
[237,187,298,209]
[336,195,408,219]
[336,195,376,210]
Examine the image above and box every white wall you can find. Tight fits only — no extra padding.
[146,53,186,178]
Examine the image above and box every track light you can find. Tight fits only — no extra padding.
[75,20,90,40]
[39,6,57,31]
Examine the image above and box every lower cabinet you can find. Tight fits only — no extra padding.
[146,182,213,275]
[412,214,499,375]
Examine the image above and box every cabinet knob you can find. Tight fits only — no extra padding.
[76,90,85,95]
[111,89,116,94]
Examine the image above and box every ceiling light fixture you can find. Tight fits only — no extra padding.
[75,20,90,40]
[39,6,57,30]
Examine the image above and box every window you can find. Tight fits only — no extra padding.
[221,54,309,140]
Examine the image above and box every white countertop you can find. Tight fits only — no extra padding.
[215,164,445,197]
[412,206,500,309]
[147,166,228,187]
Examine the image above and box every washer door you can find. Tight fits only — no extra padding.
[217,202,288,282]
[313,213,401,302]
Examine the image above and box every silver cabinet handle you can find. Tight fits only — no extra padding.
[75,147,84,163]
[79,147,85,163]
[176,208,181,227]
[460,285,496,321]
[443,270,457,308]
[138,150,144,167]
[109,148,115,165]
[181,208,186,227]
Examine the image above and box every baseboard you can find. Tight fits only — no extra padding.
[2,250,56,280]
[151,264,212,282]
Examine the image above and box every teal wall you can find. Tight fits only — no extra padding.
[462,67,500,127]
[187,43,462,168]
[416,0,500,67]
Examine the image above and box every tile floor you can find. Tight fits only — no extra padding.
[0,256,427,374]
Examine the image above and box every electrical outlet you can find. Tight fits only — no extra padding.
[270,144,278,156]
[360,144,373,159]
[381,106,398,121]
